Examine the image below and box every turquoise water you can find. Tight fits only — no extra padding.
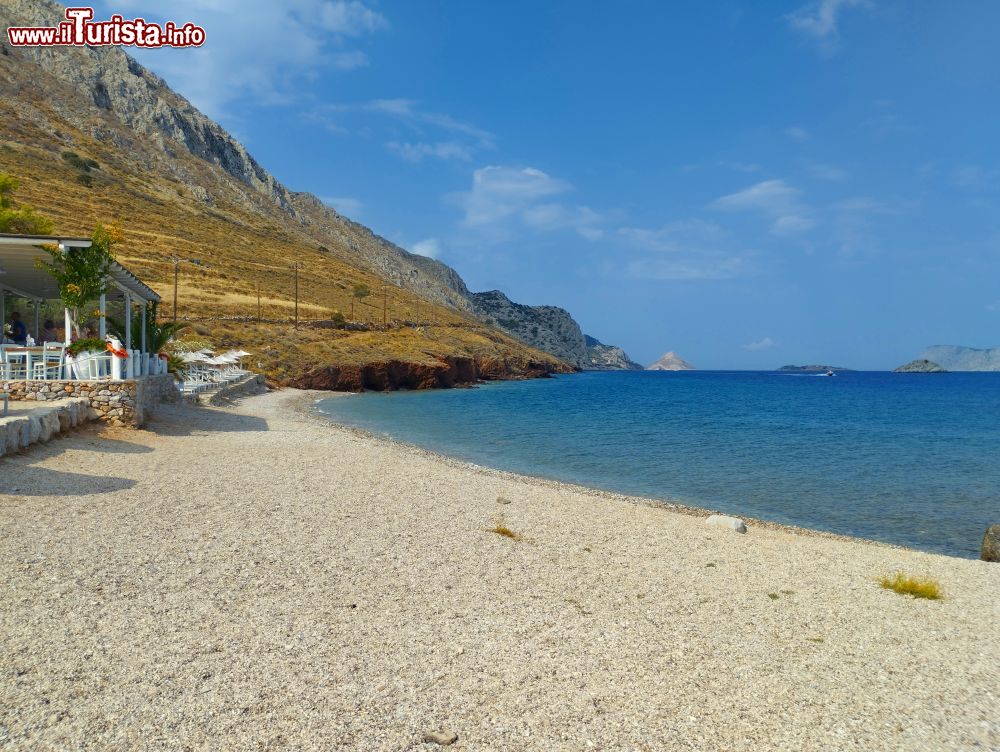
[316,371,1000,558]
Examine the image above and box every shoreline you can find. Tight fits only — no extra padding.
[3,388,997,750]
[300,389,922,558]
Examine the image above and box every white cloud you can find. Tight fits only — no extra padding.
[321,195,363,216]
[618,221,748,281]
[714,179,816,235]
[806,162,847,181]
[951,165,1000,190]
[742,337,777,351]
[411,238,442,259]
[321,99,495,161]
[454,166,571,227]
[785,0,868,40]
[987,300,1000,312]
[618,220,726,253]
[624,257,745,281]
[577,227,605,242]
[785,126,810,141]
[521,203,604,240]
[319,0,387,35]
[386,141,473,162]
[772,215,817,235]
[101,1,387,118]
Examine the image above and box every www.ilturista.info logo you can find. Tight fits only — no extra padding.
[6,7,205,48]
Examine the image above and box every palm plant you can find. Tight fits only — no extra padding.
[107,302,188,354]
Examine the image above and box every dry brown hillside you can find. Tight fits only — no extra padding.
[0,5,571,387]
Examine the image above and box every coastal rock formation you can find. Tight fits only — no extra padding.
[917,345,1000,372]
[893,359,948,373]
[289,355,566,392]
[647,352,695,371]
[584,335,643,371]
[468,291,588,368]
[778,365,854,373]
[982,525,1000,563]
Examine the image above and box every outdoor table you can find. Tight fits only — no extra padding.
[1,346,45,379]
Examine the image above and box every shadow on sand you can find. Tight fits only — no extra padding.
[1,466,137,496]
[146,404,269,437]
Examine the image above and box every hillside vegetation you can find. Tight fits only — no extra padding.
[0,6,570,386]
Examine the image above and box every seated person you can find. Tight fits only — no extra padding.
[41,320,61,343]
[8,311,27,345]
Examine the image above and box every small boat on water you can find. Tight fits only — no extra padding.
[824,369,835,377]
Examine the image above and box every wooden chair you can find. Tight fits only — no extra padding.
[32,343,66,380]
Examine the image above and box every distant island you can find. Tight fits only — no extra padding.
[898,345,1000,372]
[894,359,948,373]
[647,352,695,371]
[777,365,854,373]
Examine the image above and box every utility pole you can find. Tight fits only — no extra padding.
[168,255,181,324]
[290,261,302,326]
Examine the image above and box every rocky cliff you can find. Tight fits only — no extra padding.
[917,346,1000,372]
[469,291,588,368]
[583,336,643,371]
[647,352,695,371]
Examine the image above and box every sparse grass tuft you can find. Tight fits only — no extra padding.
[705,562,716,568]
[767,592,780,600]
[878,572,942,600]
[487,517,523,541]
[806,636,824,643]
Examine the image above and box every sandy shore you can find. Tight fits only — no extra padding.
[1,389,997,751]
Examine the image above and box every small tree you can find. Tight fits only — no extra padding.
[0,172,54,234]
[38,220,122,338]
[351,283,370,320]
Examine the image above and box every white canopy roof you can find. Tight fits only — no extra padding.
[0,234,160,303]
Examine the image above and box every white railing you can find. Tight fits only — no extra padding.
[0,344,167,382]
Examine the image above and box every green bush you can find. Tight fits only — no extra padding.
[66,337,107,356]
[61,151,99,172]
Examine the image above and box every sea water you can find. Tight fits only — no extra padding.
[316,371,1000,558]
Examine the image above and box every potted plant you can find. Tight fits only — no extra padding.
[65,337,108,379]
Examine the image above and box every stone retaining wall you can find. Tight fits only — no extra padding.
[1,374,178,427]
[0,398,94,457]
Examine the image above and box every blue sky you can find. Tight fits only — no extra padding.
[97,1,999,368]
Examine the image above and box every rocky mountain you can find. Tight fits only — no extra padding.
[1,0,475,312]
[0,0,638,382]
[583,336,643,371]
[917,346,1000,372]
[777,365,854,372]
[893,359,948,373]
[0,0,632,368]
[647,352,694,371]
[468,291,588,367]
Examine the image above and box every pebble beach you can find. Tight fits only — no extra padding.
[1,389,998,751]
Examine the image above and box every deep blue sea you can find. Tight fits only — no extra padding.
[316,371,1000,559]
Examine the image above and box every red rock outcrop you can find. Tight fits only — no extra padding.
[289,355,571,392]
